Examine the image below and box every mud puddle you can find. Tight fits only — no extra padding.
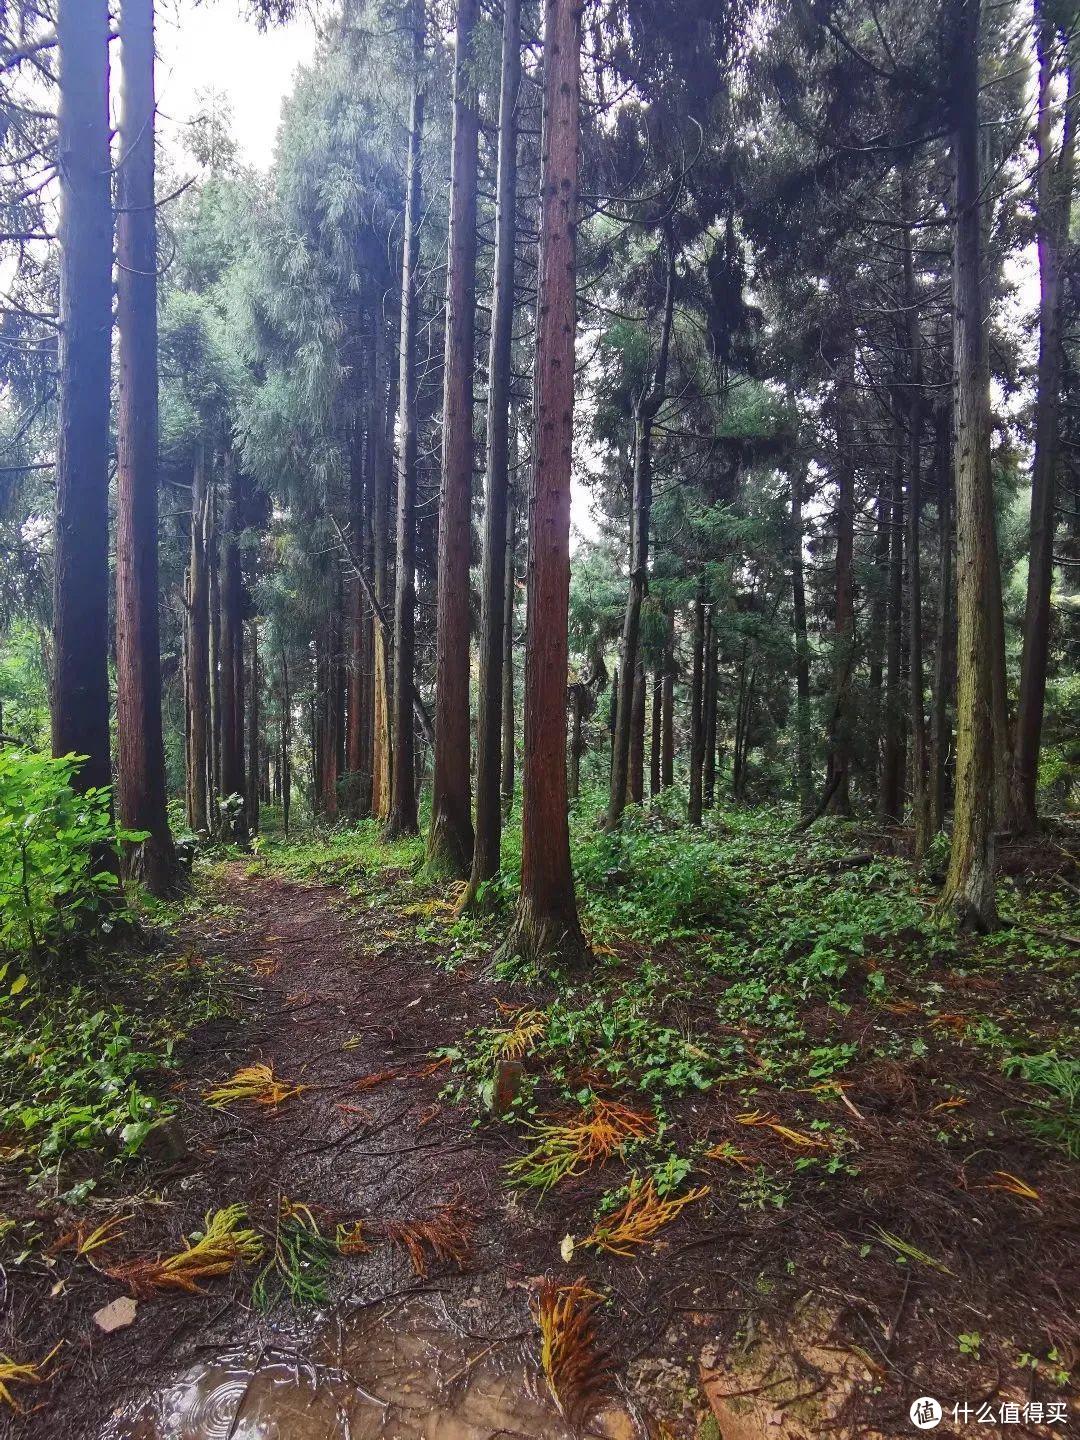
[101,1297,640,1440]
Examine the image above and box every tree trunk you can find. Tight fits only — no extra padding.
[629,662,646,805]
[824,347,856,814]
[1011,4,1076,831]
[879,440,905,823]
[649,670,661,798]
[429,0,481,877]
[280,647,292,840]
[607,233,676,827]
[930,404,954,833]
[464,0,521,903]
[386,6,424,839]
[940,0,998,929]
[902,167,932,862]
[115,0,177,894]
[703,610,718,810]
[661,618,674,788]
[791,466,813,816]
[345,401,367,807]
[569,685,584,801]
[185,447,211,834]
[247,618,260,835]
[688,595,705,826]
[371,317,393,820]
[501,486,517,817]
[52,0,113,807]
[502,0,586,967]
[208,487,222,818]
[219,456,246,809]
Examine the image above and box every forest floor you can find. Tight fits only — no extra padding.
[1,802,1078,1439]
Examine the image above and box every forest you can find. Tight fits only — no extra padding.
[0,0,1078,1434]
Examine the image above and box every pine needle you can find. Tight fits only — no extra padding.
[495,1008,547,1060]
[383,1200,477,1277]
[736,1110,828,1149]
[929,1096,969,1113]
[203,1062,302,1110]
[0,1343,61,1411]
[705,1140,755,1169]
[984,1170,1040,1202]
[583,1178,709,1256]
[76,1214,128,1256]
[51,1213,128,1259]
[107,1205,264,1297]
[534,1278,613,1427]
[253,1198,337,1309]
[871,1225,954,1275]
[507,1099,656,1191]
[335,1221,370,1255]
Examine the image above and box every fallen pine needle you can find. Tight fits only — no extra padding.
[705,1141,754,1169]
[507,1099,656,1191]
[983,1171,1040,1202]
[203,1062,302,1110]
[383,1200,477,1277]
[0,1343,61,1410]
[335,1221,370,1256]
[736,1110,829,1149]
[871,1225,954,1276]
[494,1008,546,1061]
[106,1205,264,1297]
[583,1179,709,1256]
[534,1278,613,1427]
[929,1096,968,1114]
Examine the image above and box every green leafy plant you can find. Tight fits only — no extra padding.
[0,749,140,960]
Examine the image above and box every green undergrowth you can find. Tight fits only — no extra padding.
[0,874,236,1194]
[255,794,1079,1168]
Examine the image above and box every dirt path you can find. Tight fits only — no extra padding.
[23,865,587,1440]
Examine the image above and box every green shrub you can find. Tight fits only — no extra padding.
[0,748,136,960]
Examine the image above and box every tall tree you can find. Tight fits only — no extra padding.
[386,0,425,840]
[463,0,522,906]
[1011,1,1077,831]
[940,0,998,929]
[607,232,676,827]
[185,446,212,834]
[370,319,393,821]
[501,0,586,967]
[52,0,113,800]
[115,0,178,894]
[428,0,481,876]
[824,345,856,814]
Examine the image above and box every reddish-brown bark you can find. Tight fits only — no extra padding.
[502,0,586,966]
[115,0,177,893]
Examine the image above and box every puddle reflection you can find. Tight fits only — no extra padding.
[103,1298,639,1440]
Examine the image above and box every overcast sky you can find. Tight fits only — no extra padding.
[155,0,319,170]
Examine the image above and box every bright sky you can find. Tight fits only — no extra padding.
[155,0,319,170]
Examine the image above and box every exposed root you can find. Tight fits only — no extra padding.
[533,1278,613,1427]
[106,1205,263,1297]
[202,1062,303,1109]
[583,1178,710,1256]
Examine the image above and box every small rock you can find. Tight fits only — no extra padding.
[94,1296,138,1333]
